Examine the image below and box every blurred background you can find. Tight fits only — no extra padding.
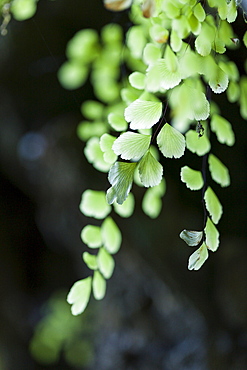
[0,0,247,369]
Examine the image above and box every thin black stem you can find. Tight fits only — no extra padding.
[151,100,169,144]
[201,152,209,230]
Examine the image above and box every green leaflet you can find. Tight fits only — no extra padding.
[84,137,111,172]
[112,132,151,161]
[209,67,229,94]
[81,100,104,120]
[205,217,220,252]
[193,3,206,22]
[142,179,166,219]
[67,277,92,315]
[179,230,203,247]
[81,225,102,248]
[107,162,137,205]
[101,217,122,254]
[124,99,162,130]
[185,129,211,156]
[108,113,128,132]
[77,120,106,141]
[79,190,111,219]
[146,57,182,92]
[129,72,146,90]
[82,252,98,270]
[100,134,117,164]
[143,43,162,65]
[157,123,185,159]
[188,243,209,270]
[204,187,223,224]
[58,61,88,90]
[180,166,204,190]
[211,114,235,146]
[208,154,230,187]
[92,271,106,300]
[11,0,37,21]
[97,247,115,279]
[113,192,135,218]
[138,150,163,187]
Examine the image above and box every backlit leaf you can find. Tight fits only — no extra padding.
[101,217,122,254]
[157,123,185,158]
[180,166,204,190]
[112,132,151,160]
[124,99,162,130]
[188,243,209,270]
[143,43,161,65]
[82,252,98,270]
[180,229,203,247]
[138,150,163,187]
[79,190,111,219]
[108,113,128,132]
[208,154,230,187]
[204,187,223,224]
[92,271,106,300]
[67,277,92,315]
[97,247,115,279]
[205,217,220,252]
[107,162,137,204]
[84,137,111,172]
[100,134,117,164]
[209,67,229,94]
[211,114,235,146]
[129,72,146,90]
[142,179,166,218]
[81,225,102,248]
[185,130,211,156]
[113,192,135,218]
[11,0,37,21]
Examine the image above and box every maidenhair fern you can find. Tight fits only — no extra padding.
[65,0,247,314]
[2,0,246,315]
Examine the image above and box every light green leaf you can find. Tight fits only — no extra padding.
[101,217,122,254]
[226,81,240,103]
[227,0,237,22]
[92,271,106,300]
[113,192,135,218]
[142,179,166,218]
[149,24,169,43]
[204,187,223,224]
[157,123,185,159]
[129,72,145,90]
[99,134,117,164]
[151,58,182,90]
[97,247,115,279]
[205,217,220,252]
[84,137,111,172]
[108,113,128,132]
[208,154,230,187]
[243,31,247,48]
[82,252,98,270]
[211,114,235,146]
[81,225,102,248]
[180,230,203,247]
[187,89,210,121]
[112,132,151,161]
[11,0,37,20]
[209,67,229,94]
[180,166,203,190]
[193,3,206,22]
[138,150,163,187]
[79,190,111,219]
[170,29,182,52]
[81,100,104,120]
[58,62,88,90]
[67,277,92,315]
[188,243,209,270]
[143,43,162,65]
[77,120,106,141]
[185,130,211,156]
[107,162,137,205]
[124,99,162,130]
